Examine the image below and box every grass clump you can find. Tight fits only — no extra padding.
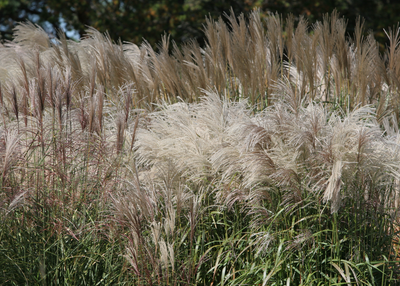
[0,9,400,285]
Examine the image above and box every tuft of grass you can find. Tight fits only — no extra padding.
[0,9,400,286]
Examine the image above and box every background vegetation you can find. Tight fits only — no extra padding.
[1,0,400,48]
[0,7,400,286]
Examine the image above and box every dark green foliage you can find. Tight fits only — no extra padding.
[0,202,129,285]
[1,0,400,49]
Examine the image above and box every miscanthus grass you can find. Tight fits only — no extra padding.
[1,9,400,285]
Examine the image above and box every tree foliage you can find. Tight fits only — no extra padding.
[0,0,258,46]
[1,0,400,48]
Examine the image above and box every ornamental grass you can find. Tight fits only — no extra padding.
[1,9,400,285]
